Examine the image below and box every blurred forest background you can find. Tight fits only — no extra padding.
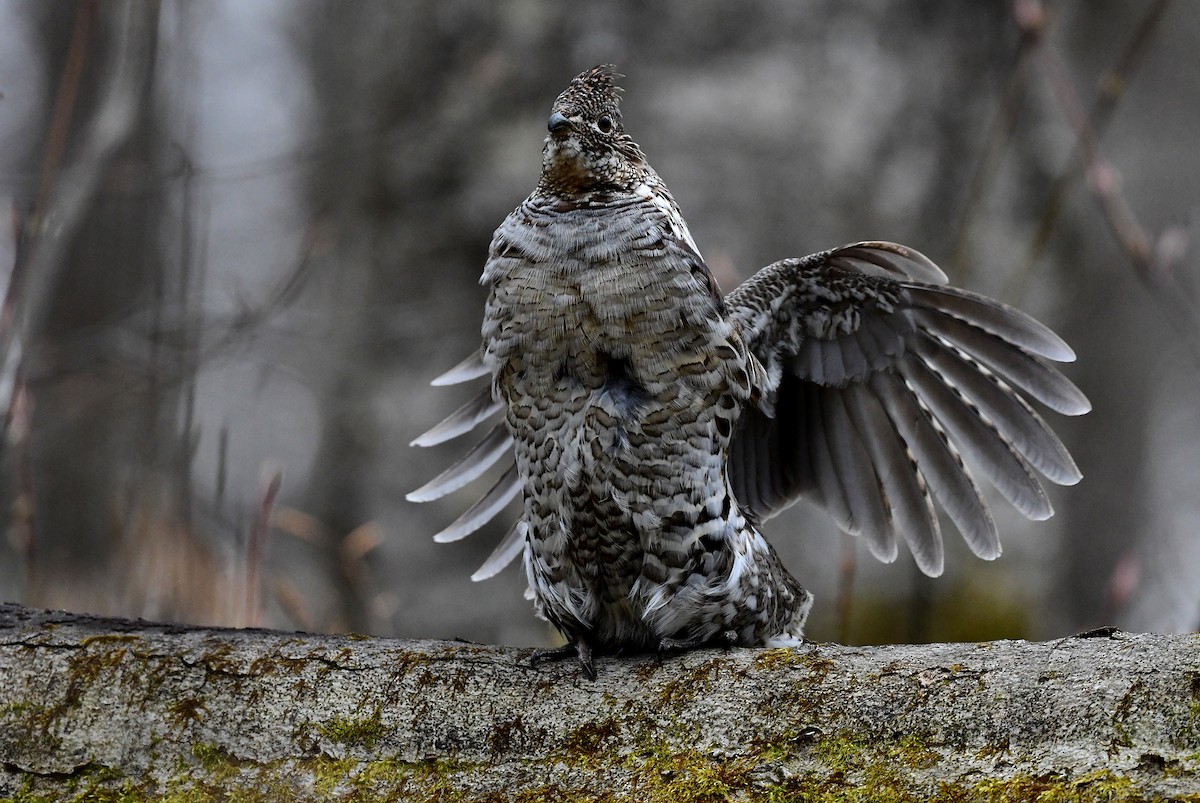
[1,0,1198,648]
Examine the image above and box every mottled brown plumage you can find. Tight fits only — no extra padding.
[409,65,1089,677]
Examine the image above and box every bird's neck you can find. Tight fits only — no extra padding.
[538,140,650,200]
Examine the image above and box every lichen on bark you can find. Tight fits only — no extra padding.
[0,604,1197,801]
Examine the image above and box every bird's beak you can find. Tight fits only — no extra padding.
[547,112,573,134]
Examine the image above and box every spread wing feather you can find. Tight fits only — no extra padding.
[410,368,523,577]
[846,383,942,574]
[406,424,513,503]
[821,387,896,561]
[430,348,491,386]
[909,308,1090,415]
[432,464,520,544]
[471,521,529,582]
[727,242,1089,576]
[410,386,501,447]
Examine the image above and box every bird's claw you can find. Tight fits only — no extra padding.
[656,630,738,655]
[530,637,596,680]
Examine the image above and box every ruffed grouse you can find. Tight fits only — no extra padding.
[409,65,1089,678]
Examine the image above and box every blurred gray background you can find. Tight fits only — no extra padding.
[1,0,1197,647]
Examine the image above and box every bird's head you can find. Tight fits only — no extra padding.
[539,65,650,197]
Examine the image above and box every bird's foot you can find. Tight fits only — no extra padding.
[657,630,738,655]
[530,637,596,680]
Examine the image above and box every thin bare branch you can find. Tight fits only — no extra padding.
[0,1,159,423]
[31,0,99,227]
[1013,0,1171,284]
[243,469,282,628]
[949,0,1051,276]
[1028,10,1200,359]
[836,533,856,644]
[6,386,35,594]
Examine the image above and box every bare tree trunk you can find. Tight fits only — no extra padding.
[1,604,1196,801]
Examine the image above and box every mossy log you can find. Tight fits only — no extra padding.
[0,604,1197,801]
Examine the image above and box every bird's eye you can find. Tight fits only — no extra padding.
[596,115,614,133]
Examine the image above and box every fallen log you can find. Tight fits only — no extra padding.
[0,604,1197,800]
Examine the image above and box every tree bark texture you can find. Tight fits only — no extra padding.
[0,604,1197,801]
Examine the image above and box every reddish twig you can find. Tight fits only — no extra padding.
[7,386,36,596]
[272,576,317,632]
[31,0,98,230]
[244,469,282,628]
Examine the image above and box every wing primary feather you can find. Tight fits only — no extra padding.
[432,464,520,543]
[727,413,759,513]
[905,285,1075,362]
[411,387,501,447]
[823,389,897,561]
[869,372,1000,559]
[431,348,490,386]
[911,308,1091,415]
[845,384,943,576]
[804,384,855,530]
[756,406,789,513]
[406,425,514,502]
[471,520,528,581]
[916,335,1082,485]
[900,356,1053,520]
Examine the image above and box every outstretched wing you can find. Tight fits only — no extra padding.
[406,348,524,581]
[725,242,1090,577]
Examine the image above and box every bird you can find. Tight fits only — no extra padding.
[408,65,1090,678]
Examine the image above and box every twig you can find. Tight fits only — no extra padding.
[272,576,317,632]
[30,0,98,230]
[1012,0,1171,290]
[836,533,856,644]
[1028,7,1200,359]
[1028,12,1148,269]
[166,3,205,536]
[215,424,229,509]
[268,507,381,633]
[1,1,158,423]
[949,0,1050,277]
[112,212,335,385]
[244,469,282,628]
[337,520,383,629]
[1,1,100,588]
[7,386,35,596]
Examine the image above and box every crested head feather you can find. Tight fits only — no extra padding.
[567,64,623,106]
[553,64,625,125]
[542,64,650,195]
